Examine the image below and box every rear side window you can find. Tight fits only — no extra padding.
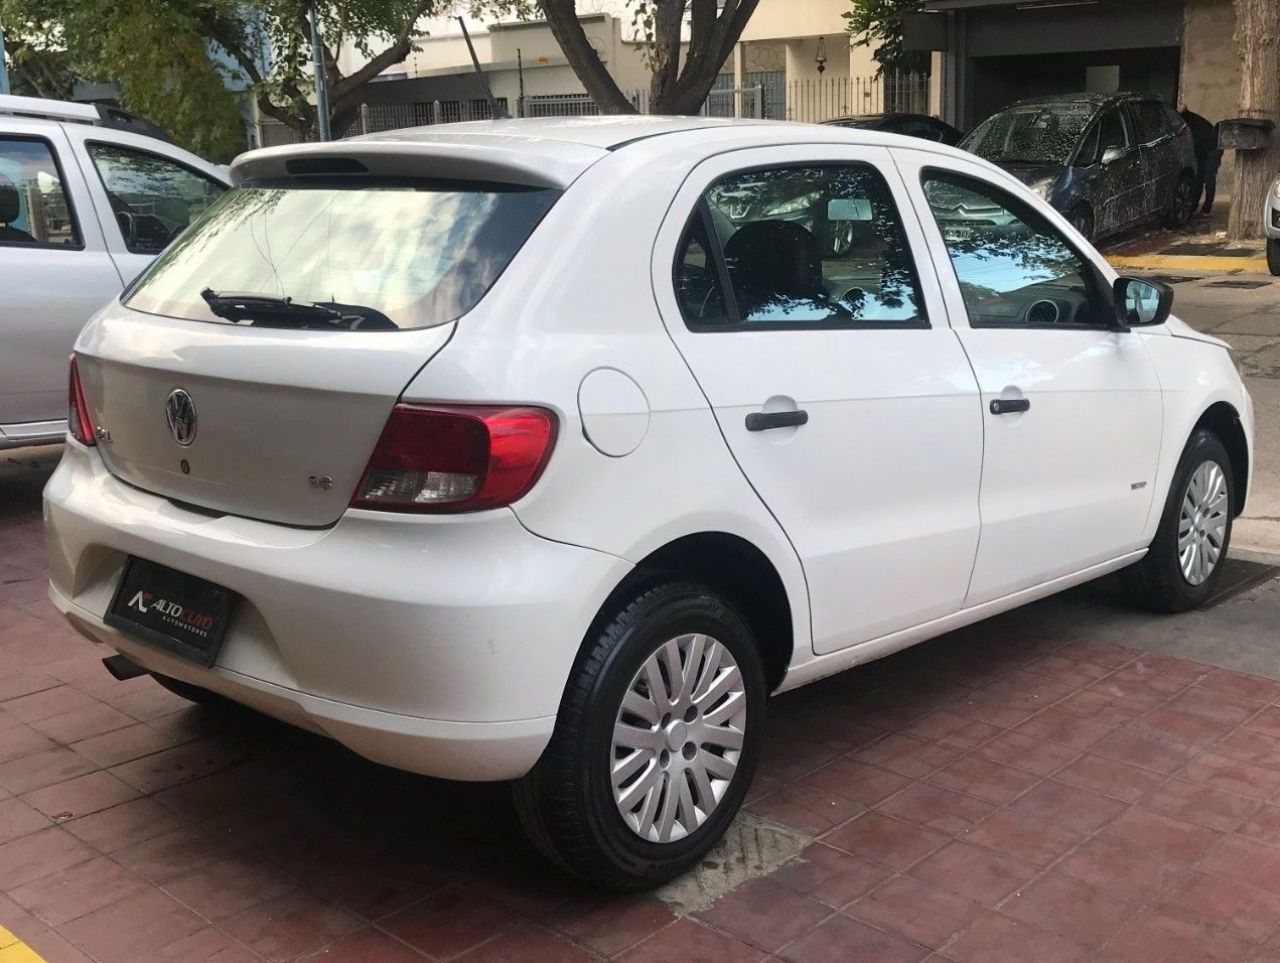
[0,136,80,249]
[674,162,926,330]
[88,143,225,255]
[126,181,560,330]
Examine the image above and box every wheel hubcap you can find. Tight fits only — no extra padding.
[1178,460,1228,586]
[610,633,748,843]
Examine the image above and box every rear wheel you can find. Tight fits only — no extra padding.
[1268,238,1280,277]
[1123,429,1234,613]
[514,582,766,890]
[1067,204,1094,243]
[1166,171,1196,228]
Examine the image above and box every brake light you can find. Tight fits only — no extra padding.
[68,356,96,446]
[351,404,557,513]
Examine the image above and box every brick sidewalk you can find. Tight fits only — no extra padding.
[6,470,1280,961]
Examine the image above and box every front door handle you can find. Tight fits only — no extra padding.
[745,410,809,431]
[989,398,1030,415]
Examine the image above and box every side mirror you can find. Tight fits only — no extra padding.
[1113,276,1173,329]
[1100,146,1125,166]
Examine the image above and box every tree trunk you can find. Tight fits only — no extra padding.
[1227,0,1280,240]
[539,0,638,113]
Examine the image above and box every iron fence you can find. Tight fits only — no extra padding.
[255,73,930,145]
[784,73,931,124]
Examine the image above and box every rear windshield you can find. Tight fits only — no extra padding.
[125,181,559,330]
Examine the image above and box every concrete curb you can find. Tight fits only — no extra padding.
[1106,253,1270,273]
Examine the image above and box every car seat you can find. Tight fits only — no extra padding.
[0,175,36,244]
[723,220,826,319]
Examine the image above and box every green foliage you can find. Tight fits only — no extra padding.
[843,0,928,76]
[0,0,441,157]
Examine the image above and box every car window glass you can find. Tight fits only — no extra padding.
[1133,102,1170,144]
[0,137,80,248]
[674,210,728,325]
[1098,109,1131,157]
[686,163,925,328]
[87,143,225,255]
[922,171,1104,328]
[1075,123,1101,166]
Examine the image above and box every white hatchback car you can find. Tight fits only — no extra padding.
[45,117,1252,889]
[0,95,228,448]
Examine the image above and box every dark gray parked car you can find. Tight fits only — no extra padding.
[960,92,1197,242]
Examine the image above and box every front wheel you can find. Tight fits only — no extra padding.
[1268,238,1280,277]
[1122,429,1234,612]
[514,582,766,890]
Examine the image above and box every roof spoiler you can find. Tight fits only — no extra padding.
[231,137,601,190]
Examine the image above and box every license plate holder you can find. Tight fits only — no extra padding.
[105,557,235,667]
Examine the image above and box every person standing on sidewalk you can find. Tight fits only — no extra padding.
[1179,103,1221,216]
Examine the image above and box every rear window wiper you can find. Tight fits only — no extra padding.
[199,289,395,330]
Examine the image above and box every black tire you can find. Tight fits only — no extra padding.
[1166,171,1196,228]
[514,581,767,890]
[1268,238,1280,277]
[1067,204,1094,243]
[1122,429,1235,613]
[149,672,234,709]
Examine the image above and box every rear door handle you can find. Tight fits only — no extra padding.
[989,398,1030,415]
[745,410,809,431]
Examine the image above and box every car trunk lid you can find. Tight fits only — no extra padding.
[75,305,454,527]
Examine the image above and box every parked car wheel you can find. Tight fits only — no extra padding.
[1268,239,1280,277]
[1122,429,1234,613]
[1067,204,1094,242]
[1166,171,1197,228]
[514,581,766,889]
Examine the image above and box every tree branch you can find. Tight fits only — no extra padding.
[330,0,434,104]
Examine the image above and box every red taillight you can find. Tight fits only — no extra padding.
[351,404,557,513]
[68,356,96,446]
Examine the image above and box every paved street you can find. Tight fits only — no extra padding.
[1,273,1279,963]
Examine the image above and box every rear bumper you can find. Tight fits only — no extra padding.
[44,443,632,780]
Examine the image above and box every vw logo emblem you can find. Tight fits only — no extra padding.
[165,389,197,447]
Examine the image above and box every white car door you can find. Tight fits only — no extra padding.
[0,123,122,439]
[895,148,1162,606]
[652,145,983,655]
[59,124,227,286]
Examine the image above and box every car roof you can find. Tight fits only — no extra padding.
[1001,91,1157,111]
[0,94,173,142]
[351,114,775,150]
[232,115,1002,191]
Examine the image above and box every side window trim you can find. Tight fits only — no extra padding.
[918,166,1113,331]
[696,198,740,326]
[0,134,86,252]
[674,160,931,333]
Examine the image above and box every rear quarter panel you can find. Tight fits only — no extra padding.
[395,143,813,658]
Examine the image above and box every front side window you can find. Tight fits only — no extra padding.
[923,171,1105,328]
[87,143,225,254]
[674,163,925,329]
[1132,101,1171,144]
[0,137,80,248]
[126,181,560,330]
[1098,109,1132,159]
